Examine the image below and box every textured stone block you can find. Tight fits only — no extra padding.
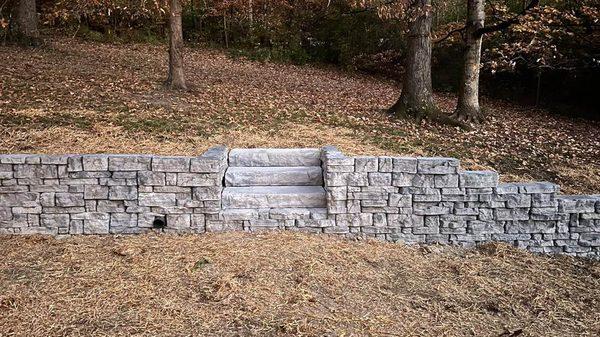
[14,165,57,179]
[82,155,109,171]
[355,157,378,172]
[368,173,392,186]
[110,213,137,227]
[138,193,177,207]
[558,195,598,213]
[417,158,459,174]
[138,171,166,186]
[109,186,137,200]
[391,157,418,173]
[84,185,109,199]
[223,186,326,209]
[108,155,151,171]
[517,182,559,194]
[459,171,499,188]
[378,157,393,172]
[391,173,415,187]
[229,148,321,167]
[225,166,322,187]
[193,186,222,201]
[506,220,556,234]
[435,174,459,188]
[152,157,190,172]
[55,193,85,207]
[0,193,38,207]
[167,214,191,229]
[177,173,218,187]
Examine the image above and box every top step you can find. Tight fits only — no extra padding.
[229,148,322,167]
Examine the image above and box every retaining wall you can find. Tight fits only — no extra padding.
[1,146,599,258]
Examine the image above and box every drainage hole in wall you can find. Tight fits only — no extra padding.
[153,217,167,229]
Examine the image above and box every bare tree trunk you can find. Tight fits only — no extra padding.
[388,0,436,120]
[15,0,39,44]
[166,0,187,90]
[454,0,485,122]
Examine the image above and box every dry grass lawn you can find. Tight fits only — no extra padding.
[1,232,599,336]
[0,38,598,193]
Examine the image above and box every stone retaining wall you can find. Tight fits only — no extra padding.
[1,146,599,258]
[0,146,227,235]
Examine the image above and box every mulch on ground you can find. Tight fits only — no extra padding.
[1,232,599,336]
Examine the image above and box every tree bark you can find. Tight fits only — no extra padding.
[166,0,187,90]
[453,0,485,122]
[388,0,436,119]
[15,0,39,44]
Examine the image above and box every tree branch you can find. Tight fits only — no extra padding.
[474,0,539,37]
[434,26,466,44]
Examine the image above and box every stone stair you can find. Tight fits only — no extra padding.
[221,148,328,231]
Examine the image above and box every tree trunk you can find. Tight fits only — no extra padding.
[15,0,39,44]
[166,0,187,90]
[388,0,436,120]
[454,0,485,122]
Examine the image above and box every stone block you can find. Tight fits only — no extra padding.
[417,157,459,174]
[84,185,109,199]
[392,157,418,173]
[558,195,598,213]
[193,186,222,201]
[40,214,70,228]
[82,155,109,171]
[517,182,559,194]
[355,157,378,172]
[109,186,137,200]
[138,171,166,186]
[138,193,177,207]
[0,193,38,207]
[177,173,218,187]
[152,156,190,172]
[110,213,138,227]
[108,155,152,171]
[14,164,57,179]
[55,193,85,207]
[459,171,498,188]
[229,148,321,167]
[368,173,392,186]
[167,214,191,229]
[378,157,393,172]
[435,174,459,188]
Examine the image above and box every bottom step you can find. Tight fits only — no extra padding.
[222,186,326,208]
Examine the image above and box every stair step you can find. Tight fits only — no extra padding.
[222,186,326,209]
[225,166,323,187]
[229,148,321,167]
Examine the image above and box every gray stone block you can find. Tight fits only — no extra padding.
[138,171,166,186]
[110,213,138,227]
[109,186,137,200]
[152,156,190,172]
[223,186,326,209]
[0,193,38,207]
[177,173,218,187]
[558,195,598,213]
[378,157,393,172]
[229,148,321,167]
[368,173,392,186]
[55,193,85,207]
[108,155,152,171]
[225,166,322,187]
[84,185,109,199]
[82,155,109,171]
[517,182,559,194]
[392,157,418,173]
[138,193,177,207]
[417,157,459,174]
[14,164,57,179]
[355,157,378,172]
[459,171,498,188]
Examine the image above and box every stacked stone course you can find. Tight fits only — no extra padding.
[1,146,599,258]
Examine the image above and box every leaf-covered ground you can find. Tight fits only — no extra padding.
[1,232,599,336]
[0,37,598,193]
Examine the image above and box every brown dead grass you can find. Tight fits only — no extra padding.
[0,232,599,336]
[0,37,599,193]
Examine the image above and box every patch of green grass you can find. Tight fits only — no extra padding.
[0,111,93,130]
